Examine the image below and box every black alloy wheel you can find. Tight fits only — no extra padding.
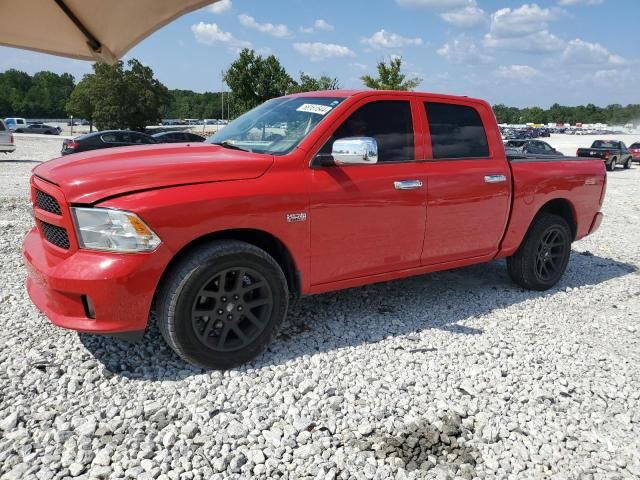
[157,240,288,369]
[507,213,572,291]
[191,267,273,352]
[533,227,568,283]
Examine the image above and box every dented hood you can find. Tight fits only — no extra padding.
[33,143,274,204]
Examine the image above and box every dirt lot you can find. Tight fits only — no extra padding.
[0,135,639,479]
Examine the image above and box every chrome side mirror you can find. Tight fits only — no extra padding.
[331,137,378,165]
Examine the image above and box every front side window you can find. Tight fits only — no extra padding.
[425,102,489,159]
[319,100,415,163]
[207,96,345,155]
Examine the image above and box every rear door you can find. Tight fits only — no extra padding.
[307,96,428,285]
[420,99,511,265]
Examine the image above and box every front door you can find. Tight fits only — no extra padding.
[420,100,511,265]
[307,98,427,285]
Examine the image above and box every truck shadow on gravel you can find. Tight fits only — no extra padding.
[79,251,636,378]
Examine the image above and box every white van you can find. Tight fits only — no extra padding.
[0,120,16,153]
[3,118,27,132]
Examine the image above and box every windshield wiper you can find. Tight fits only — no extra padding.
[211,141,252,152]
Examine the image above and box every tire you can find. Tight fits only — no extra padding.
[624,157,632,169]
[157,241,289,369]
[607,159,616,171]
[507,213,572,291]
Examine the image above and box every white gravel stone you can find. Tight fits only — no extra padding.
[1,137,640,479]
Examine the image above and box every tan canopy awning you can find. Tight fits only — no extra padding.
[0,0,220,63]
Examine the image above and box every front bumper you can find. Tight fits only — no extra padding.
[23,227,172,334]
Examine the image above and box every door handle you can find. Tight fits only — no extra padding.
[484,174,507,184]
[394,180,423,190]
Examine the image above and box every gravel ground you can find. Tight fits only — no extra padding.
[1,137,639,480]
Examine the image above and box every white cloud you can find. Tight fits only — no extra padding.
[483,4,564,52]
[208,0,232,14]
[396,0,471,9]
[350,63,368,70]
[496,65,541,81]
[314,19,334,31]
[484,30,565,53]
[488,4,560,38]
[293,42,355,61]
[437,38,493,64]
[558,0,603,5]
[299,19,334,34]
[440,5,487,27]
[191,22,250,49]
[561,39,625,66]
[238,14,290,38]
[362,30,423,49]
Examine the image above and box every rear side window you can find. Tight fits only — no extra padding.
[100,133,118,143]
[0,121,5,132]
[322,100,414,163]
[425,102,489,159]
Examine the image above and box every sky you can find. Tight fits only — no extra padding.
[1,0,638,108]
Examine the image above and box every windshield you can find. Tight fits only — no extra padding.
[207,96,345,155]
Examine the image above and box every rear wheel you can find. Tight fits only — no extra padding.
[507,213,572,291]
[157,241,288,369]
[624,157,632,169]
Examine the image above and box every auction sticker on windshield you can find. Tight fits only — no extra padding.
[296,104,333,115]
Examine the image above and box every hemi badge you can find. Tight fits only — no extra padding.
[585,178,597,185]
[287,213,307,223]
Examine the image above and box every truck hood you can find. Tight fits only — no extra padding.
[33,143,274,204]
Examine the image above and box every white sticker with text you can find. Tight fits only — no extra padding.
[296,103,333,115]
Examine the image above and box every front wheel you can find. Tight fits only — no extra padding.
[607,159,616,171]
[157,241,288,369]
[507,213,572,291]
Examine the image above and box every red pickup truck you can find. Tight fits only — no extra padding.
[23,90,606,369]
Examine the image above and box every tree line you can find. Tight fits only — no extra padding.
[1,51,638,130]
[492,103,640,125]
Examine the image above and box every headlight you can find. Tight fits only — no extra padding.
[72,208,161,252]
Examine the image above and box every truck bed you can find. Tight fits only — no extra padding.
[499,155,606,257]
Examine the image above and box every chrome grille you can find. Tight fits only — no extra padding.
[35,189,62,215]
[39,221,70,249]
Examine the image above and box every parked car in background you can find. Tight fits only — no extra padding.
[0,119,16,153]
[577,140,633,171]
[61,130,157,155]
[152,131,206,143]
[504,140,564,158]
[3,117,27,132]
[23,90,607,369]
[629,142,640,163]
[15,123,61,135]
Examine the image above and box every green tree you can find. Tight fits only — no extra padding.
[361,57,422,91]
[78,59,169,130]
[224,49,294,114]
[289,72,340,93]
[66,74,96,131]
